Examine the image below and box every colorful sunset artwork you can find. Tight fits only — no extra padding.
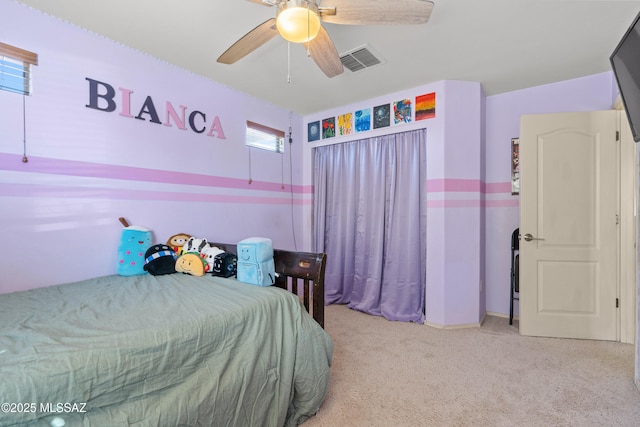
[337,113,353,136]
[415,92,436,121]
[394,99,412,124]
[355,108,371,132]
[322,117,336,139]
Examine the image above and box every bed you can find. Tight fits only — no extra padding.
[0,246,331,427]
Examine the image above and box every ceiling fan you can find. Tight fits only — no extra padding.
[216,0,435,78]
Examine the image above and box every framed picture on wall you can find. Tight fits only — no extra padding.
[393,99,412,124]
[373,104,390,129]
[511,137,519,195]
[416,92,436,121]
[355,108,371,132]
[322,117,336,139]
[308,121,320,142]
[338,112,353,136]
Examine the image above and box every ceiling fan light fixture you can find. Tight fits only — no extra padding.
[276,0,321,43]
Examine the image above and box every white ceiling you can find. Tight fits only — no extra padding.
[16,0,640,116]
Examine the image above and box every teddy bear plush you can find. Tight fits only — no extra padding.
[166,233,192,256]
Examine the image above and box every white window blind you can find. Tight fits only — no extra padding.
[0,42,38,95]
[246,120,285,153]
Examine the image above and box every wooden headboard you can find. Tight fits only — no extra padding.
[209,243,326,328]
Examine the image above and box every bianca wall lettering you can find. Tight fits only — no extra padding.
[85,77,226,139]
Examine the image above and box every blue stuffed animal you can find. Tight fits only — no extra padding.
[117,217,152,276]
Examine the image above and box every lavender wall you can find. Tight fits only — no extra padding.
[1,2,625,328]
[0,2,308,293]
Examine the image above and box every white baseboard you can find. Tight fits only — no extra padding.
[426,312,486,329]
[486,311,519,321]
[425,312,521,329]
[425,321,481,329]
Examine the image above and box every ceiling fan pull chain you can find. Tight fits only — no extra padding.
[22,94,28,163]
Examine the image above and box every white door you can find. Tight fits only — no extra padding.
[519,111,618,341]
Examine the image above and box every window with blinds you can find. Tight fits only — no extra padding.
[246,120,285,153]
[0,42,38,95]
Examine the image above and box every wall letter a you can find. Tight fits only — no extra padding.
[135,96,162,124]
[207,116,226,139]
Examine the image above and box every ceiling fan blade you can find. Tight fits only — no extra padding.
[245,0,275,7]
[320,0,434,25]
[217,18,278,64]
[304,25,344,78]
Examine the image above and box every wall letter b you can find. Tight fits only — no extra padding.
[85,77,116,112]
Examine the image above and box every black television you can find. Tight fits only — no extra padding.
[611,10,640,142]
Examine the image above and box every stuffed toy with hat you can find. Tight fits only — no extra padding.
[143,244,177,275]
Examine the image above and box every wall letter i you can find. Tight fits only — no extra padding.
[119,87,134,118]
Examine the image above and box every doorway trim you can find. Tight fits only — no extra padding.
[620,111,636,344]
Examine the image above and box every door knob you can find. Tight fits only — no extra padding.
[523,233,543,242]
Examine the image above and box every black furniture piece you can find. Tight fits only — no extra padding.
[510,228,520,325]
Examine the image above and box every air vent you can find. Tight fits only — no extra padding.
[339,45,385,73]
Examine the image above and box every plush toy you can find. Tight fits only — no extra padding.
[116,217,152,276]
[201,245,225,273]
[166,233,192,256]
[143,244,177,275]
[236,237,275,286]
[212,252,238,278]
[182,237,211,256]
[175,253,206,277]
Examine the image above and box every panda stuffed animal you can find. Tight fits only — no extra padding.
[181,237,211,256]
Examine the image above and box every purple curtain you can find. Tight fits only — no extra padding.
[313,129,426,323]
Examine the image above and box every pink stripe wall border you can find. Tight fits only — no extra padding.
[1,156,518,207]
[1,183,311,205]
[0,153,313,194]
[426,179,518,209]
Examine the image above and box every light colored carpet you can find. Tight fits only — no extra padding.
[303,304,640,427]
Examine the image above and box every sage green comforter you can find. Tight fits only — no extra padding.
[0,274,333,426]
